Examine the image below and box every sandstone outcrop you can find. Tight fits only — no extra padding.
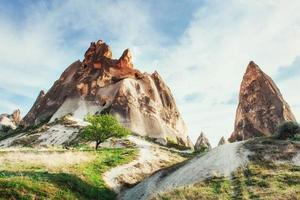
[194,132,211,152]
[21,39,192,148]
[229,61,296,142]
[0,109,21,131]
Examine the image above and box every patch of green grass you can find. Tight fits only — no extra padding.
[154,161,300,200]
[0,148,137,200]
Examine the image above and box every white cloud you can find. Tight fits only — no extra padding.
[0,0,163,111]
[1,0,300,147]
[159,0,300,146]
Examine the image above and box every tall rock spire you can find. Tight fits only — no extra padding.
[229,61,296,142]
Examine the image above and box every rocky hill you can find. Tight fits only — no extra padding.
[1,40,192,148]
[229,61,296,142]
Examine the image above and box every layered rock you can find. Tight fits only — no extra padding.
[0,109,21,131]
[229,61,296,142]
[218,136,227,146]
[194,132,211,152]
[21,40,192,148]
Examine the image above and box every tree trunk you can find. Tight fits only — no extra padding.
[95,141,101,150]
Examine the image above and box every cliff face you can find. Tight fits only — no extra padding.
[21,40,192,148]
[229,61,296,142]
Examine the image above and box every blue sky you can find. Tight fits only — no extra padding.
[1,0,300,146]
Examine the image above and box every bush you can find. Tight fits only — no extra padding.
[81,114,131,150]
[0,125,12,133]
[275,121,300,140]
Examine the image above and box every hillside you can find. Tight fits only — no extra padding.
[123,137,300,200]
[0,135,187,200]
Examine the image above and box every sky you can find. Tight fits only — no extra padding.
[1,0,300,146]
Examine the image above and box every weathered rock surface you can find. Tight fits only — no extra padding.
[218,136,227,146]
[229,61,296,142]
[194,132,211,152]
[20,40,192,148]
[0,109,21,131]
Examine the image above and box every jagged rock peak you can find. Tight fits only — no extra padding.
[118,49,133,68]
[194,132,211,152]
[82,39,134,70]
[0,109,21,131]
[11,109,21,125]
[218,136,227,146]
[229,61,296,142]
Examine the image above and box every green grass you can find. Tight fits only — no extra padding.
[154,161,300,200]
[0,148,137,200]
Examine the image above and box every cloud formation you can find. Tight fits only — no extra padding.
[1,0,300,146]
[159,0,300,145]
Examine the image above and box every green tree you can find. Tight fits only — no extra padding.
[276,121,300,140]
[81,114,131,150]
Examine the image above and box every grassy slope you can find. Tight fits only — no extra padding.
[154,138,300,200]
[0,148,137,200]
[153,138,300,200]
[154,162,300,200]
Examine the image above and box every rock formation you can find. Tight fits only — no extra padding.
[229,61,296,142]
[0,109,21,131]
[194,132,211,152]
[21,39,192,148]
[218,136,227,146]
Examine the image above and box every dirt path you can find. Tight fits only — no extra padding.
[103,136,185,194]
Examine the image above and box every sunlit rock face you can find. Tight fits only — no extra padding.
[229,61,296,142]
[0,109,21,131]
[21,40,192,148]
[194,132,211,152]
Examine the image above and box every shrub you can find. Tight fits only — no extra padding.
[0,125,12,133]
[81,114,131,150]
[275,121,300,140]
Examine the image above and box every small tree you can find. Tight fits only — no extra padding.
[275,121,300,140]
[81,114,130,150]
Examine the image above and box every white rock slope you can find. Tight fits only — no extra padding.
[122,141,250,200]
